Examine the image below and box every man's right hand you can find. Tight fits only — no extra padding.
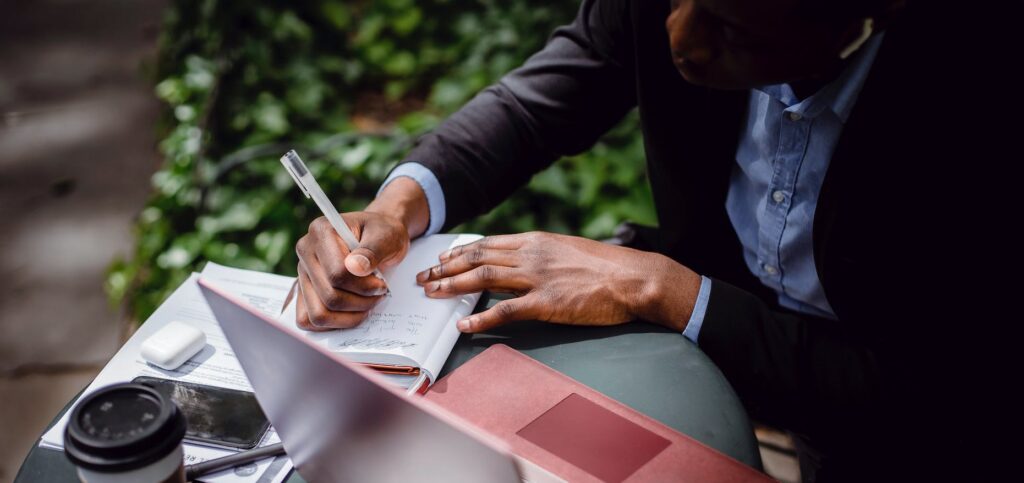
[293,176,431,331]
[294,211,410,331]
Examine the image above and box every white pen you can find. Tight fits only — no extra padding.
[280,149,390,294]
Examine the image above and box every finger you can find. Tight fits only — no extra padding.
[439,234,528,262]
[423,266,529,298]
[303,223,387,297]
[343,214,404,276]
[456,296,538,333]
[298,268,371,329]
[294,269,334,332]
[299,258,382,312]
[417,248,519,283]
[308,218,354,280]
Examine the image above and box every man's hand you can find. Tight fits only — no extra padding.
[294,212,409,331]
[293,176,430,331]
[415,232,702,333]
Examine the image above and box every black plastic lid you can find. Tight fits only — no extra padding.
[64,383,186,472]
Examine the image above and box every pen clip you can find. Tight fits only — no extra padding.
[279,152,311,199]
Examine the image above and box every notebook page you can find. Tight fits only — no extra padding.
[278,234,482,369]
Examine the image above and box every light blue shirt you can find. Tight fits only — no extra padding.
[378,162,448,236]
[381,35,884,344]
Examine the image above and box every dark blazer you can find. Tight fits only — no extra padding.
[399,0,1013,476]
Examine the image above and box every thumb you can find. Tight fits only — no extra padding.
[343,218,400,277]
[344,248,377,277]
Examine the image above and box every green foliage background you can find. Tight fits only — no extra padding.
[108,0,655,323]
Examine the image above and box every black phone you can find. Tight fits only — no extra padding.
[132,376,270,450]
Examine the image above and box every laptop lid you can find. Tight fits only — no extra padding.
[198,279,522,483]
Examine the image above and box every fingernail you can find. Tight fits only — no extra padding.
[426,281,440,293]
[416,270,429,283]
[350,254,370,271]
[457,317,473,332]
[440,249,452,261]
[373,287,389,296]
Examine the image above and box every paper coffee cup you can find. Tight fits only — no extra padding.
[64,383,187,483]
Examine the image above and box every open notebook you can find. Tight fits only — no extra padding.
[205,233,482,389]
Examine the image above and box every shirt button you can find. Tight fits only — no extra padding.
[772,190,786,203]
[764,264,777,275]
[787,112,802,121]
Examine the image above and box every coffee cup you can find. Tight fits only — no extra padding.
[64,383,187,483]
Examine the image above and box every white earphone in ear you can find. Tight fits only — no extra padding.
[839,18,874,60]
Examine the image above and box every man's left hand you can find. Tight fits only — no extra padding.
[416,232,702,333]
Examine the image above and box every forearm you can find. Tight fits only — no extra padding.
[365,177,430,240]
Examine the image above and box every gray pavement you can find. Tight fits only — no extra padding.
[0,1,166,480]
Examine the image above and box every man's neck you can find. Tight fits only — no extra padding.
[788,59,849,100]
[789,78,830,101]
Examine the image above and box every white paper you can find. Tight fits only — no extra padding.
[198,262,296,320]
[39,272,294,483]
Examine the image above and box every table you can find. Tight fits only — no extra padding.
[16,298,762,481]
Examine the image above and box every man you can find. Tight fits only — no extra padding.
[293,0,1011,480]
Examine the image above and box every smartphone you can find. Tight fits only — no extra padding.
[132,376,270,450]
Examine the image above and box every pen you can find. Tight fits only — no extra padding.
[280,150,390,294]
[184,443,286,480]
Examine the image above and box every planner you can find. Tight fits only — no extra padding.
[272,233,483,387]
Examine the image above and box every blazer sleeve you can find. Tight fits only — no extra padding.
[398,0,638,231]
[697,278,885,438]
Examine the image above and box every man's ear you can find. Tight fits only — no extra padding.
[839,18,874,59]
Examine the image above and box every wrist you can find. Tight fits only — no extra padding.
[636,253,701,332]
[366,177,430,239]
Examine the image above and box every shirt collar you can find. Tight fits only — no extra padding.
[756,33,884,123]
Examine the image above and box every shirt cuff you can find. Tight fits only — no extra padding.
[377,162,446,236]
[681,275,712,345]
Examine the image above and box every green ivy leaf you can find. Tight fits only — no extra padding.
[155,78,188,105]
[341,141,374,170]
[157,233,202,269]
[391,7,422,36]
[383,51,416,76]
[255,230,290,265]
[253,93,290,135]
[275,11,312,42]
[320,1,352,30]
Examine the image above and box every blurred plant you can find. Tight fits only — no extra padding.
[108,0,655,323]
